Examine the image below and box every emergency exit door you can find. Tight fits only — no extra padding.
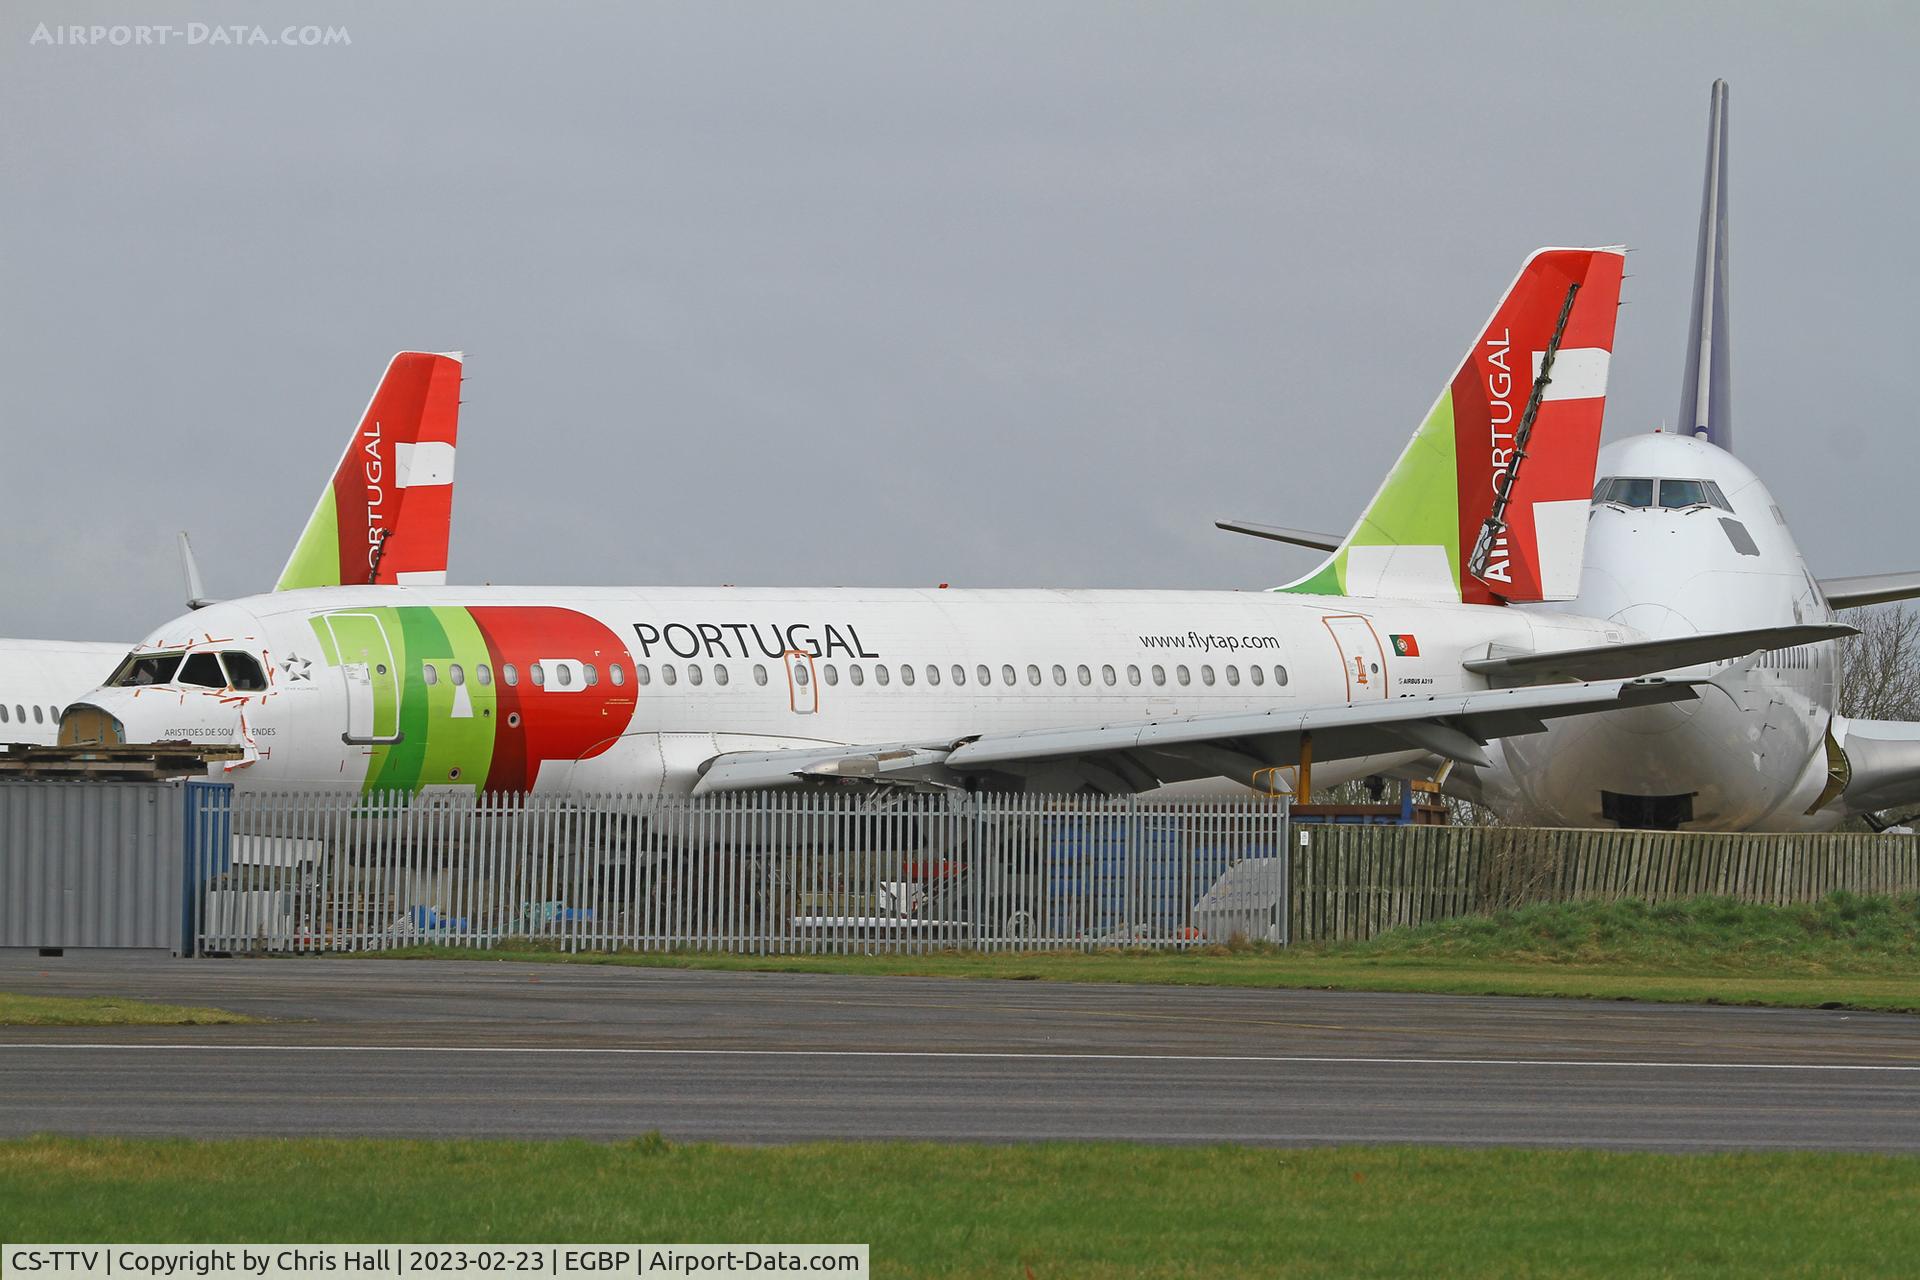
[1322,614,1388,701]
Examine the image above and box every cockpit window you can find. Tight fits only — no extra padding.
[1592,477,1733,512]
[221,652,268,692]
[1594,477,1656,508]
[1657,479,1710,508]
[110,651,183,687]
[178,652,227,688]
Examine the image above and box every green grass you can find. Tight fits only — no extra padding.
[366,895,1920,1013]
[0,992,254,1026]
[4,1137,1918,1277]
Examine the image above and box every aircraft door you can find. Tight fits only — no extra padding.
[783,649,818,714]
[323,612,403,744]
[1322,614,1389,702]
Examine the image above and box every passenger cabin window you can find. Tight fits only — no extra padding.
[687,664,703,686]
[0,705,8,722]
[874,664,889,686]
[423,664,439,686]
[753,664,768,686]
[714,665,729,686]
[221,652,268,691]
[662,664,677,686]
[636,665,651,686]
[850,664,865,686]
[1051,664,1066,686]
[449,664,466,687]
[478,664,494,686]
[584,664,599,686]
[824,664,839,686]
[1002,664,1016,686]
[531,663,547,686]
[1251,665,1265,686]
[32,706,44,724]
[503,663,519,686]
[179,652,225,688]
[1076,664,1091,687]
[925,665,940,686]
[1102,664,1116,686]
[606,665,620,686]
[1127,665,1141,686]
[111,651,183,687]
[556,664,573,688]
[952,664,966,686]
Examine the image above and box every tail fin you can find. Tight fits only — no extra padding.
[275,351,464,591]
[1679,79,1732,450]
[1277,247,1625,605]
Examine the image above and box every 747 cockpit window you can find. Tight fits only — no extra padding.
[1592,477,1732,511]
[109,651,183,687]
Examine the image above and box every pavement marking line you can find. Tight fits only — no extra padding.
[2,1043,1918,1073]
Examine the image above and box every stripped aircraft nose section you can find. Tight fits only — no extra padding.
[57,703,125,746]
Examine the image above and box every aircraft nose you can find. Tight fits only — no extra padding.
[58,703,125,747]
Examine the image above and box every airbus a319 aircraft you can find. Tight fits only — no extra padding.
[0,350,465,747]
[60,247,1851,809]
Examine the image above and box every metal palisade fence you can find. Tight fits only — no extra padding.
[184,785,1292,955]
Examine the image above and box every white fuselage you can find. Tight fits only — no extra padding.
[67,586,1627,798]
[0,639,126,747]
[1470,433,1839,829]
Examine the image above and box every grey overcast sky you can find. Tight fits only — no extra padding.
[3,1,1916,640]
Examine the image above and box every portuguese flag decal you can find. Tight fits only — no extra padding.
[1389,634,1420,658]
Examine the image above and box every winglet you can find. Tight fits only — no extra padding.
[276,351,464,591]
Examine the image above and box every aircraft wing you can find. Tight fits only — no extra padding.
[691,676,1702,795]
[1463,623,1855,686]
[1214,520,1343,552]
[1819,573,1920,611]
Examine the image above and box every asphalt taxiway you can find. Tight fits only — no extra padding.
[2,954,1915,1150]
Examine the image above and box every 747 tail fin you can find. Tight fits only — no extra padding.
[1278,247,1625,605]
[275,351,464,591]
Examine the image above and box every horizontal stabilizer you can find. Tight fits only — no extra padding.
[1464,623,1854,686]
[694,677,1701,795]
[1819,572,1920,611]
[1216,521,1342,553]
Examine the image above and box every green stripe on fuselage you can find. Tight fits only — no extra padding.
[311,606,498,796]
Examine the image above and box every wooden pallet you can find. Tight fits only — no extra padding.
[0,741,245,781]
